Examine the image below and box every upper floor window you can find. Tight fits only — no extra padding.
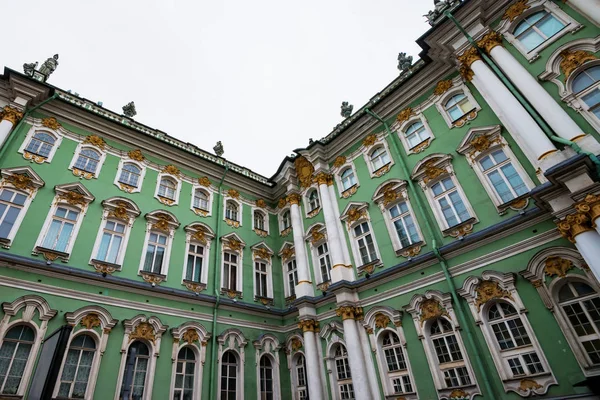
[222,252,239,291]
[282,210,292,230]
[479,149,528,203]
[74,148,101,175]
[41,207,80,253]
[185,243,205,283]
[431,177,470,228]
[513,11,565,52]
[404,121,430,149]
[444,94,474,122]
[380,331,413,395]
[173,347,196,400]
[334,344,354,400]
[308,190,320,212]
[353,222,378,265]
[0,325,35,395]
[193,189,210,211]
[226,201,239,222]
[142,232,168,274]
[340,168,357,191]
[158,177,177,200]
[119,164,142,188]
[255,261,269,298]
[0,189,27,240]
[572,65,600,121]
[429,318,472,389]
[285,259,298,298]
[254,210,266,231]
[389,202,420,249]
[96,220,126,264]
[316,243,332,283]
[370,147,390,171]
[25,132,56,159]
[56,334,97,399]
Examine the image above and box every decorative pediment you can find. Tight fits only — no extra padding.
[102,197,141,225]
[217,328,248,349]
[411,153,453,185]
[251,242,273,260]
[2,295,57,322]
[145,210,180,232]
[171,321,210,346]
[285,334,304,354]
[0,166,45,194]
[184,222,215,245]
[406,290,455,334]
[222,232,246,253]
[458,271,517,312]
[278,242,295,262]
[54,182,95,207]
[294,156,315,189]
[340,202,369,227]
[456,125,503,160]
[521,247,585,283]
[253,333,280,353]
[305,223,326,245]
[82,135,106,150]
[319,320,344,339]
[372,179,408,207]
[65,305,118,332]
[123,315,168,345]
[363,306,402,332]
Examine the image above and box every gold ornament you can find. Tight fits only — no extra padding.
[198,176,211,187]
[83,135,106,150]
[374,313,391,329]
[448,222,474,238]
[459,64,474,82]
[560,50,597,78]
[313,172,330,185]
[141,272,165,285]
[419,299,449,324]
[294,156,315,189]
[182,329,199,344]
[127,149,145,161]
[346,207,365,225]
[362,134,377,147]
[382,186,399,206]
[192,229,207,244]
[477,31,503,54]
[152,214,172,232]
[411,138,431,153]
[227,189,239,199]
[401,244,422,258]
[458,46,481,68]
[475,281,514,311]
[129,322,156,344]
[374,164,391,177]
[80,313,101,329]
[342,185,358,198]
[449,389,469,399]
[287,193,302,205]
[310,228,325,244]
[333,155,347,168]
[58,191,87,207]
[396,107,414,123]
[544,256,574,278]
[503,0,530,21]
[4,174,34,192]
[291,338,302,351]
[72,168,93,180]
[108,202,130,222]
[518,379,542,393]
[336,306,362,320]
[557,212,592,243]
[281,247,294,262]
[226,238,242,252]
[92,262,117,275]
[254,247,270,260]
[422,161,447,184]
[41,117,61,130]
[433,79,453,96]
[298,319,317,332]
[256,199,266,208]
[278,198,287,209]
[184,281,206,293]
[162,164,180,177]
[2,106,23,125]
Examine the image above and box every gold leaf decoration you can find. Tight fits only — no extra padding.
[422,161,447,184]
[346,207,366,225]
[382,186,399,206]
[128,149,145,161]
[278,198,287,209]
[152,214,172,232]
[374,313,391,329]
[80,313,101,329]
[433,79,453,96]
[83,135,106,150]
[198,176,211,187]
[256,199,266,208]
[475,281,514,311]
[396,107,414,123]
[182,328,199,344]
[4,174,34,192]
[362,134,377,147]
[108,201,130,222]
[419,299,449,324]
[58,191,87,207]
[560,50,597,78]
[310,227,325,244]
[162,164,180,177]
[544,256,574,278]
[281,247,294,262]
[333,155,347,168]
[226,238,242,252]
[294,156,314,189]
[192,229,207,245]
[518,379,542,393]
[503,0,530,21]
[227,189,240,199]
[41,117,61,130]
[129,322,156,344]
[254,247,270,260]
[291,338,302,351]
[449,389,469,399]
[1,107,23,125]
[287,193,301,205]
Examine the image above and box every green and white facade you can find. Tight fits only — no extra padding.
[2,0,600,399]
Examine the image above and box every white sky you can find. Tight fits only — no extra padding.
[3,0,432,177]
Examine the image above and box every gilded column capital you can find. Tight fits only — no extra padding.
[2,106,24,125]
[313,172,332,186]
[457,46,481,68]
[287,192,302,205]
[576,194,600,226]
[335,305,362,321]
[557,212,593,243]
[477,31,504,54]
[298,318,318,332]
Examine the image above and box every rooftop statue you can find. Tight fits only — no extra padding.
[23,62,38,77]
[341,101,353,118]
[122,101,137,118]
[213,141,224,157]
[38,54,59,77]
[397,52,413,73]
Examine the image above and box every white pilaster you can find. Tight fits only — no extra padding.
[289,197,314,298]
[0,120,14,148]
[328,183,352,265]
[574,230,600,282]
[567,0,600,27]
[302,327,325,400]
[341,315,372,399]
[357,320,381,399]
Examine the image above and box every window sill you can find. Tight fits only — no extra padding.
[451,108,478,128]
[357,259,382,275]
[34,246,70,263]
[442,217,477,239]
[220,288,242,299]
[395,241,424,259]
[139,270,166,286]
[497,194,530,215]
[372,163,392,178]
[385,393,416,400]
[307,206,321,218]
[117,182,137,193]
[341,184,358,199]
[1,395,24,400]
[157,195,176,206]
[183,280,206,294]
[225,218,240,228]
[192,207,210,217]
[253,228,269,237]
[90,259,121,275]
[23,150,48,164]
[280,226,292,237]
[254,295,274,306]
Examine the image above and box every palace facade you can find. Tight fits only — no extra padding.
[2,0,600,399]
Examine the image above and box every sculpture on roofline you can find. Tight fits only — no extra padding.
[214,141,224,157]
[23,62,38,77]
[340,102,353,118]
[397,52,413,72]
[122,101,137,118]
[38,54,59,77]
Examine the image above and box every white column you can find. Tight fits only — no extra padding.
[357,320,381,399]
[316,174,354,282]
[328,183,352,265]
[289,195,314,298]
[300,321,324,400]
[463,51,564,171]
[567,0,600,27]
[574,230,600,282]
[0,107,22,149]
[340,312,371,399]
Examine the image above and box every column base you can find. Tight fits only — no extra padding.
[331,264,355,283]
[295,281,315,298]
[538,150,568,172]
[572,134,600,155]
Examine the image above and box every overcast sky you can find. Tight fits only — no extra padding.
[3,0,432,177]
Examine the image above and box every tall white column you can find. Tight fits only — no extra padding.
[357,320,381,399]
[558,213,600,282]
[328,183,352,265]
[0,107,23,149]
[479,32,600,154]
[337,307,372,399]
[315,173,354,282]
[288,194,314,298]
[298,319,324,400]
[459,47,564,171]
[567,0,600,27]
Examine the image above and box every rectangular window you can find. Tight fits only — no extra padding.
[223,252,238,291]
[96,220,126,264]
[339,383,355,400]
[317,243,332,282]
[186,243,204,282]
[389,202,419,248]
[443,367,471,388]
[522,352,544,374]
[143,232,168,274]
[392,375,413,394]
[41,207,80,252]
[480,150,528,203]
[353,222,377,265]
[287,260,298,297]
[0,189,27,239]
[255,261,268,297]
[431,178,470,227]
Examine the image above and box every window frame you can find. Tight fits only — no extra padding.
[252,245,274,301]
[435,85,481,129]
[251,207,269,236]
[220,235,245,296]
[216,330,246,400]
[137,212,179,281]
[68,143,107,180]
[568,61,600,132]
[191,187,213,217]
[332,343,354,400]
[181,224,214,290]
[305,188,321,216]
[114,159,146,194]
[18,124,62,164]
[341,203,381,273]
[394,114,435,155]
[362,139,395,178]
[169,323,209,400]
[253,336,281,400]
[154,173,181,206]
[54,333,99,399]
[224,198,243,227]
[334,163,360,199]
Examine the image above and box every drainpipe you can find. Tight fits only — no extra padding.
[0,93,59,161]
[444,10,600,175]
[207,161,229,400]
[364,108,498,398]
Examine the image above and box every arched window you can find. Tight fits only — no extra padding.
[158,177,177,200]
[333,344,354,399]
[25,132,56,158]
[404,121,430,149]
[57,334,97,399]
[173,347,196,400]
[572,65,600,120]
[294,353,308,400]
[0,325,35,395]
[221,351,238,399]
[513,11,565,52]
[0,188,27,239]
[193,189,209,211]
[370,147,390,171]
[254,210,266,231]
[340,168,356,191]
[478,149,528,203]
[226,201,239,222]
[444,94,474,122]
[308,190,320,211]
[74,148,101,174]
[557,280,600,365]
[428,318,472,389]
[121,341,150,399]
[282,210,291,230]
[259,356,274,400]
[379,331,413,395]
[119,164,142,188]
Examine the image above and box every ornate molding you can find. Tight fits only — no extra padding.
[80,313,101,330]
[419,299,449,325]
[433,79,453,96]
[1,106,23,125]
[4,173,34,192]
[183,280,206,294]
[129,322,156,344]
[556,212,593,243]
[127,149,145,161]
[333,155,346,168]
[298,319,318,332]
[313,172,331,186]
[227,188,239,199]
[182,328,199,344]
[575,193,600,226]
[287,193,302,205]
[503,0,529,21]
[253,247,271,260]
[83,135,106,150]
[198,176,211,187]
[458,46,481,68]
[477,31,503,54]
[422,161,447,184]
[543,256,574,278]
[140,271,166,286]
[58,190,87,207]
[341,185,358,198]
[474,280,514,311]
[294,156,314,188]
[396,107,414,124]
[255,199,266,208]
[362,134,377,148]
[162,164,180,177]
[41,117,61,130]
[336,306,363,321]
[374,313,391,329]
[559,49,597,78]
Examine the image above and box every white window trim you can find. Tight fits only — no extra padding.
[114,158,146,194]
[279,206,292,235]
[406,291,480,399]
[169,322,210,400]
[497,0,582,63]
[220,234,245,295]
[0,167,44,248]
[334,162,360,199]
[68,143,107,180]
[56,306,118,400]
[566,59,600,134]
[223,197,243,228]
[190,186,213,217]
[372,180,425,257]
[285,335,307,400]
[304,188,322,218]
[137,212,180,280]
[89,198,140,270]
[435,85,481,129]
[251,206,270,236]
[362,139,395,179]
[251,244,274,300]
[283,257,298,299]
[181,223,214,288]
[393,114,436,156]
[253,334,282,400]
[0,295,57,398]
[459,271,556,396]
[114,316,167,400]
[321,328,352,400]
[18,123,63,164]
[457,126,535,213]
[279,242,297,299]
[153,172,181,206]
[305,224,331,285]
[340,203,382,271]
[217,329,247,400]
